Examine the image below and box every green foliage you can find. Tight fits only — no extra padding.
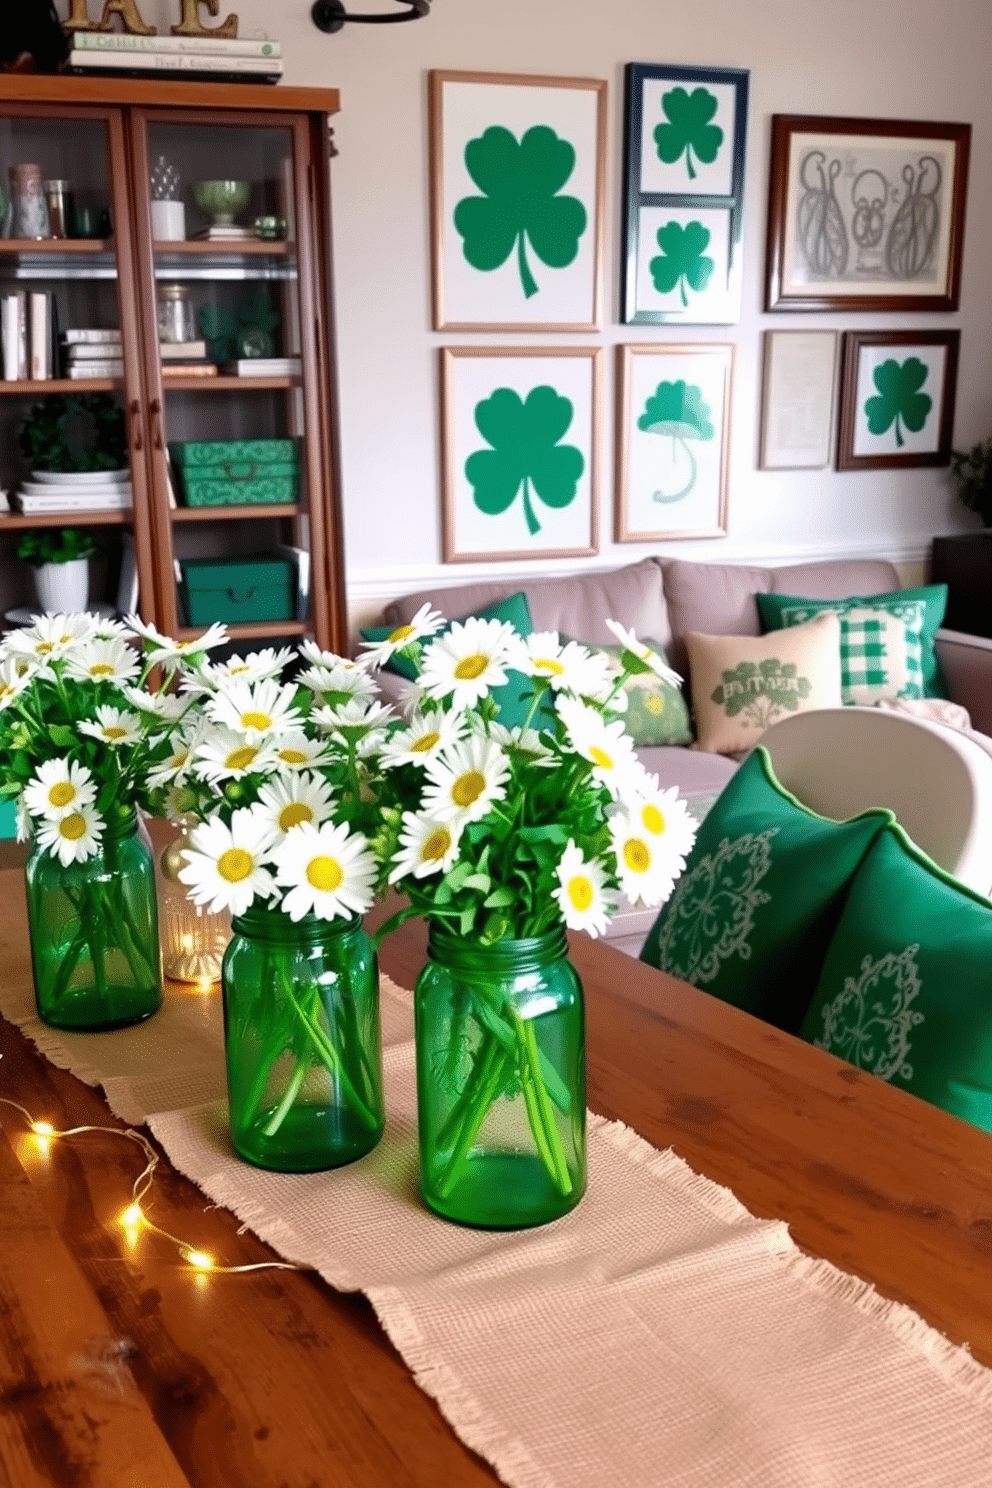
[19,393,126,473]
[949,438,992,527]
[15,527,99,567]
[864,358,932,448]
[638,380,714,440]
[649,220,715,307]
[464,385,584,537]
[653,86,723,180]
[453,124,587,299]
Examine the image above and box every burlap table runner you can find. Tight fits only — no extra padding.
[3,956,992,1487]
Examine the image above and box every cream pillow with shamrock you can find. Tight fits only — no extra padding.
[686,613,843,755]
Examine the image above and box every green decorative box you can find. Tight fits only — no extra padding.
[179,554,296,625]
[169,439,300,507]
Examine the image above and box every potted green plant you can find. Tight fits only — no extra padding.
[15,527,99,613]
[950,438,992,527]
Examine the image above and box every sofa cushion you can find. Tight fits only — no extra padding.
[640,747,893,1032]
[685,614,844,755]
[635,744,738,794]
[564,638,693,746]
[799,825,992,1134]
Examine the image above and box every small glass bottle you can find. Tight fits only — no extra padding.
[157,283,195,343]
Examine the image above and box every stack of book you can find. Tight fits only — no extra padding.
[13,469,133,516]
[161,341,218,379]
[65,32,282,84]
[2,292,59,382]
[220,356,302,378]
[62,328,123,380]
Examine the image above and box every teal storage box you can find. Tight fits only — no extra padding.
[169,438,300,507]
[180,554,296,625]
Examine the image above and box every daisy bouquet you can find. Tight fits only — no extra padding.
[363,606,697,1204]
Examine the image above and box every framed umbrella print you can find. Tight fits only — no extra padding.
[836,330,959,471]
[430,70,606,331]
[621,63,749,324]
[441,347,600,562]
[616,343,733,541]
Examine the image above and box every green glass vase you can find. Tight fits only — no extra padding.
[25,811,163,1032]
[222,903,384,1172]
[414,925,587,1229]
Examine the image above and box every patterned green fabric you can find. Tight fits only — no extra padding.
[577,640,693,746]
[757,586,948,700]
[799,826,992,1134]
[639,748,893,1032]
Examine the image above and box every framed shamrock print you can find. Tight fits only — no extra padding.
[836,330,960,471]
[441,347,600,562]
[430,70,606,331]
[616,343,733,541]
[621,63,749,324]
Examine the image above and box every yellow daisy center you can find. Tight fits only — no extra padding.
[567,875,593,911]
[388,624,415,644]
[422,828,451,862]
[279,748,308,765]
[642,805,665,835]
[229,664,251,674]
[454,654,489,680]
[103,726,128,740]
[171,750,189,770]
[279,803,314,831]
[224,746,258,772]
[240,711,272,731]
[218,848,253,882]
[59,813,87,841]
[306,855,342,892]
[36,642,54,654]
[589,746,615,770]
[59,634,74,644]
[0,683,13,699]
[48,782,76,808]
[410,731,440,753]
[451,771,486,808]
[623,839,651,874]
[535,657,564,675]
[89,663,115,677]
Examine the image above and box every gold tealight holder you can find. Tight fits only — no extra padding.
[158,833,231,985]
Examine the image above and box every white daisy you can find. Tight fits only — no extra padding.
[15,793,31,844]
[552,840,615,937]
[0,657,35,711]
[620,780,698,864]
[418,617,514,711]
[63,636,142,685]
[125,686,191,723]
[604,620,682,687]
[295,662,378,707]
[147,728,202,791]
[507,632,614,698]
[4,612,94,662]
[206,678,302,743]
[191,726,279,783]
[178,808,278,916]
[126,616,229,665]
[608,811,678,907]
[485,720,558,767]
[203,647,295,687]
[555,696,640,798]
[24,759,97,821]
[271,731,335,770]
[388,811,464,882]
[256,772,336,839]
[311,698,395,736]
[422,734,510,825]
[78,705,143,748]
[272,821,376,921]
[297,640,366,674]
[379,709,466,769]
[86,615,131,641]
[36,801,104,866]
[358,602,445,670]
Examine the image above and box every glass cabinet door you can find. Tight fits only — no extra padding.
[128,110,334,650]
[0,105,157,627]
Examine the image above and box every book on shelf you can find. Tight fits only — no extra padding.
[14,491,132,514]
[66,49,282,79]
[161,362,219,378]
[69,31,281,59]
[65,342,124,361]
[221,358,302,377]
[192,225,255,241]
[2,292,26,381]
[62,329,121,345]
[29,294,50,381]
[160,340,208,361]
[68,361,124,379]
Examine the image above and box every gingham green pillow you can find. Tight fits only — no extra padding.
[757,596,927,706]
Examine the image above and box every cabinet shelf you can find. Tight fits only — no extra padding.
[0,510,128,529]
[0,379,117,394]
[179,620,307,641]
[162,375,298,392]
[154,240,291,257]
[171,503,300,523]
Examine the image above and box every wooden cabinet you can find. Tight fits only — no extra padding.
[931,532,992,638]
[0,76,346,651]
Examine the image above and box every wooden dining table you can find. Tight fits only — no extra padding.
[1,863,991,1488]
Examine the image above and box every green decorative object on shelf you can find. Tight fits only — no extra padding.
[14,527,99,567]
[18,393,127,473]
[179,554,296,625]
[192,179,250,227]
[222,903,385,1172]
[199,292,280,363]
[169,438,300,507]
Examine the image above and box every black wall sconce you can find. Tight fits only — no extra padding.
[311,0,431,30]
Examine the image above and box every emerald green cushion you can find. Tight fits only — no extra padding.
[640,748,893,1032]
[575,640,693,746]
[799,826,992,1134]
[756,586,948,700]
[361,592,553,730]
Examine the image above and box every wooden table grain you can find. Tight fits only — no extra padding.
[1,876,990,1487]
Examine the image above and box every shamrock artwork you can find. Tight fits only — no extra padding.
[848,339,949,460]
[649,220,715,308]
[653,86,724,182]
[431,72,605,329]
[636,379,714,502]
[864,358,932,448]
[633,205,732,322]
[636,73,742,198]
[442,349,599,562]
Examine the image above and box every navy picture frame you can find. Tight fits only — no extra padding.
[621,62,749,325]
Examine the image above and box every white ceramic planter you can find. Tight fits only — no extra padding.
[34,558,89,614]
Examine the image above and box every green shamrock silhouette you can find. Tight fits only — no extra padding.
[864,357,932,448]
[464,386,584,537]
[649,220,715,307]
[453,125,587,299]
[654,86,724,181]
[638,380,714,502]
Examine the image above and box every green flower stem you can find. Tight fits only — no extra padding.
[516,1013,572,1195]
[49,921,89,1003]
[277,966,378,1133]
[516,231,539,299]
[436,1041,514,1199]
[335,995,379,1109]
[435,1028,500,1151]
[242,1038,285,1130]
[264,1051,311,1137]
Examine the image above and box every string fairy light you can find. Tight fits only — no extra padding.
[0,1083,307,1277]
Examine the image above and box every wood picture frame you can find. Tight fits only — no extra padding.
[441,346,601,563]
[429,70,606,332]
[759,329,839,470]
[765,114,971,311]
[836,329,960,471]
[621,62,749,325]
[615,342,733,542]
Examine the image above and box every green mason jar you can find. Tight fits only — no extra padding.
[414,925,586,1229]
[222,903,384,1172]
[25,810,163,1032]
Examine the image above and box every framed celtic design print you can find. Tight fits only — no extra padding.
[621,63,749,324]
[430,70,606,331]
[836,329,960,471]
[765,115,971,311]
[441,347,601,562]
[616,342,733,541]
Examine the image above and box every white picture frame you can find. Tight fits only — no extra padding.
[759,330,839,470]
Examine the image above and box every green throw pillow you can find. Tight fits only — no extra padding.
[361,592,553,731]
[639,747,893,1033]
[757,586,948,701]
[799,826,992,1135]
[572,639,693,746]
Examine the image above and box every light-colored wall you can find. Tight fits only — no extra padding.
[64,0,992,628]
